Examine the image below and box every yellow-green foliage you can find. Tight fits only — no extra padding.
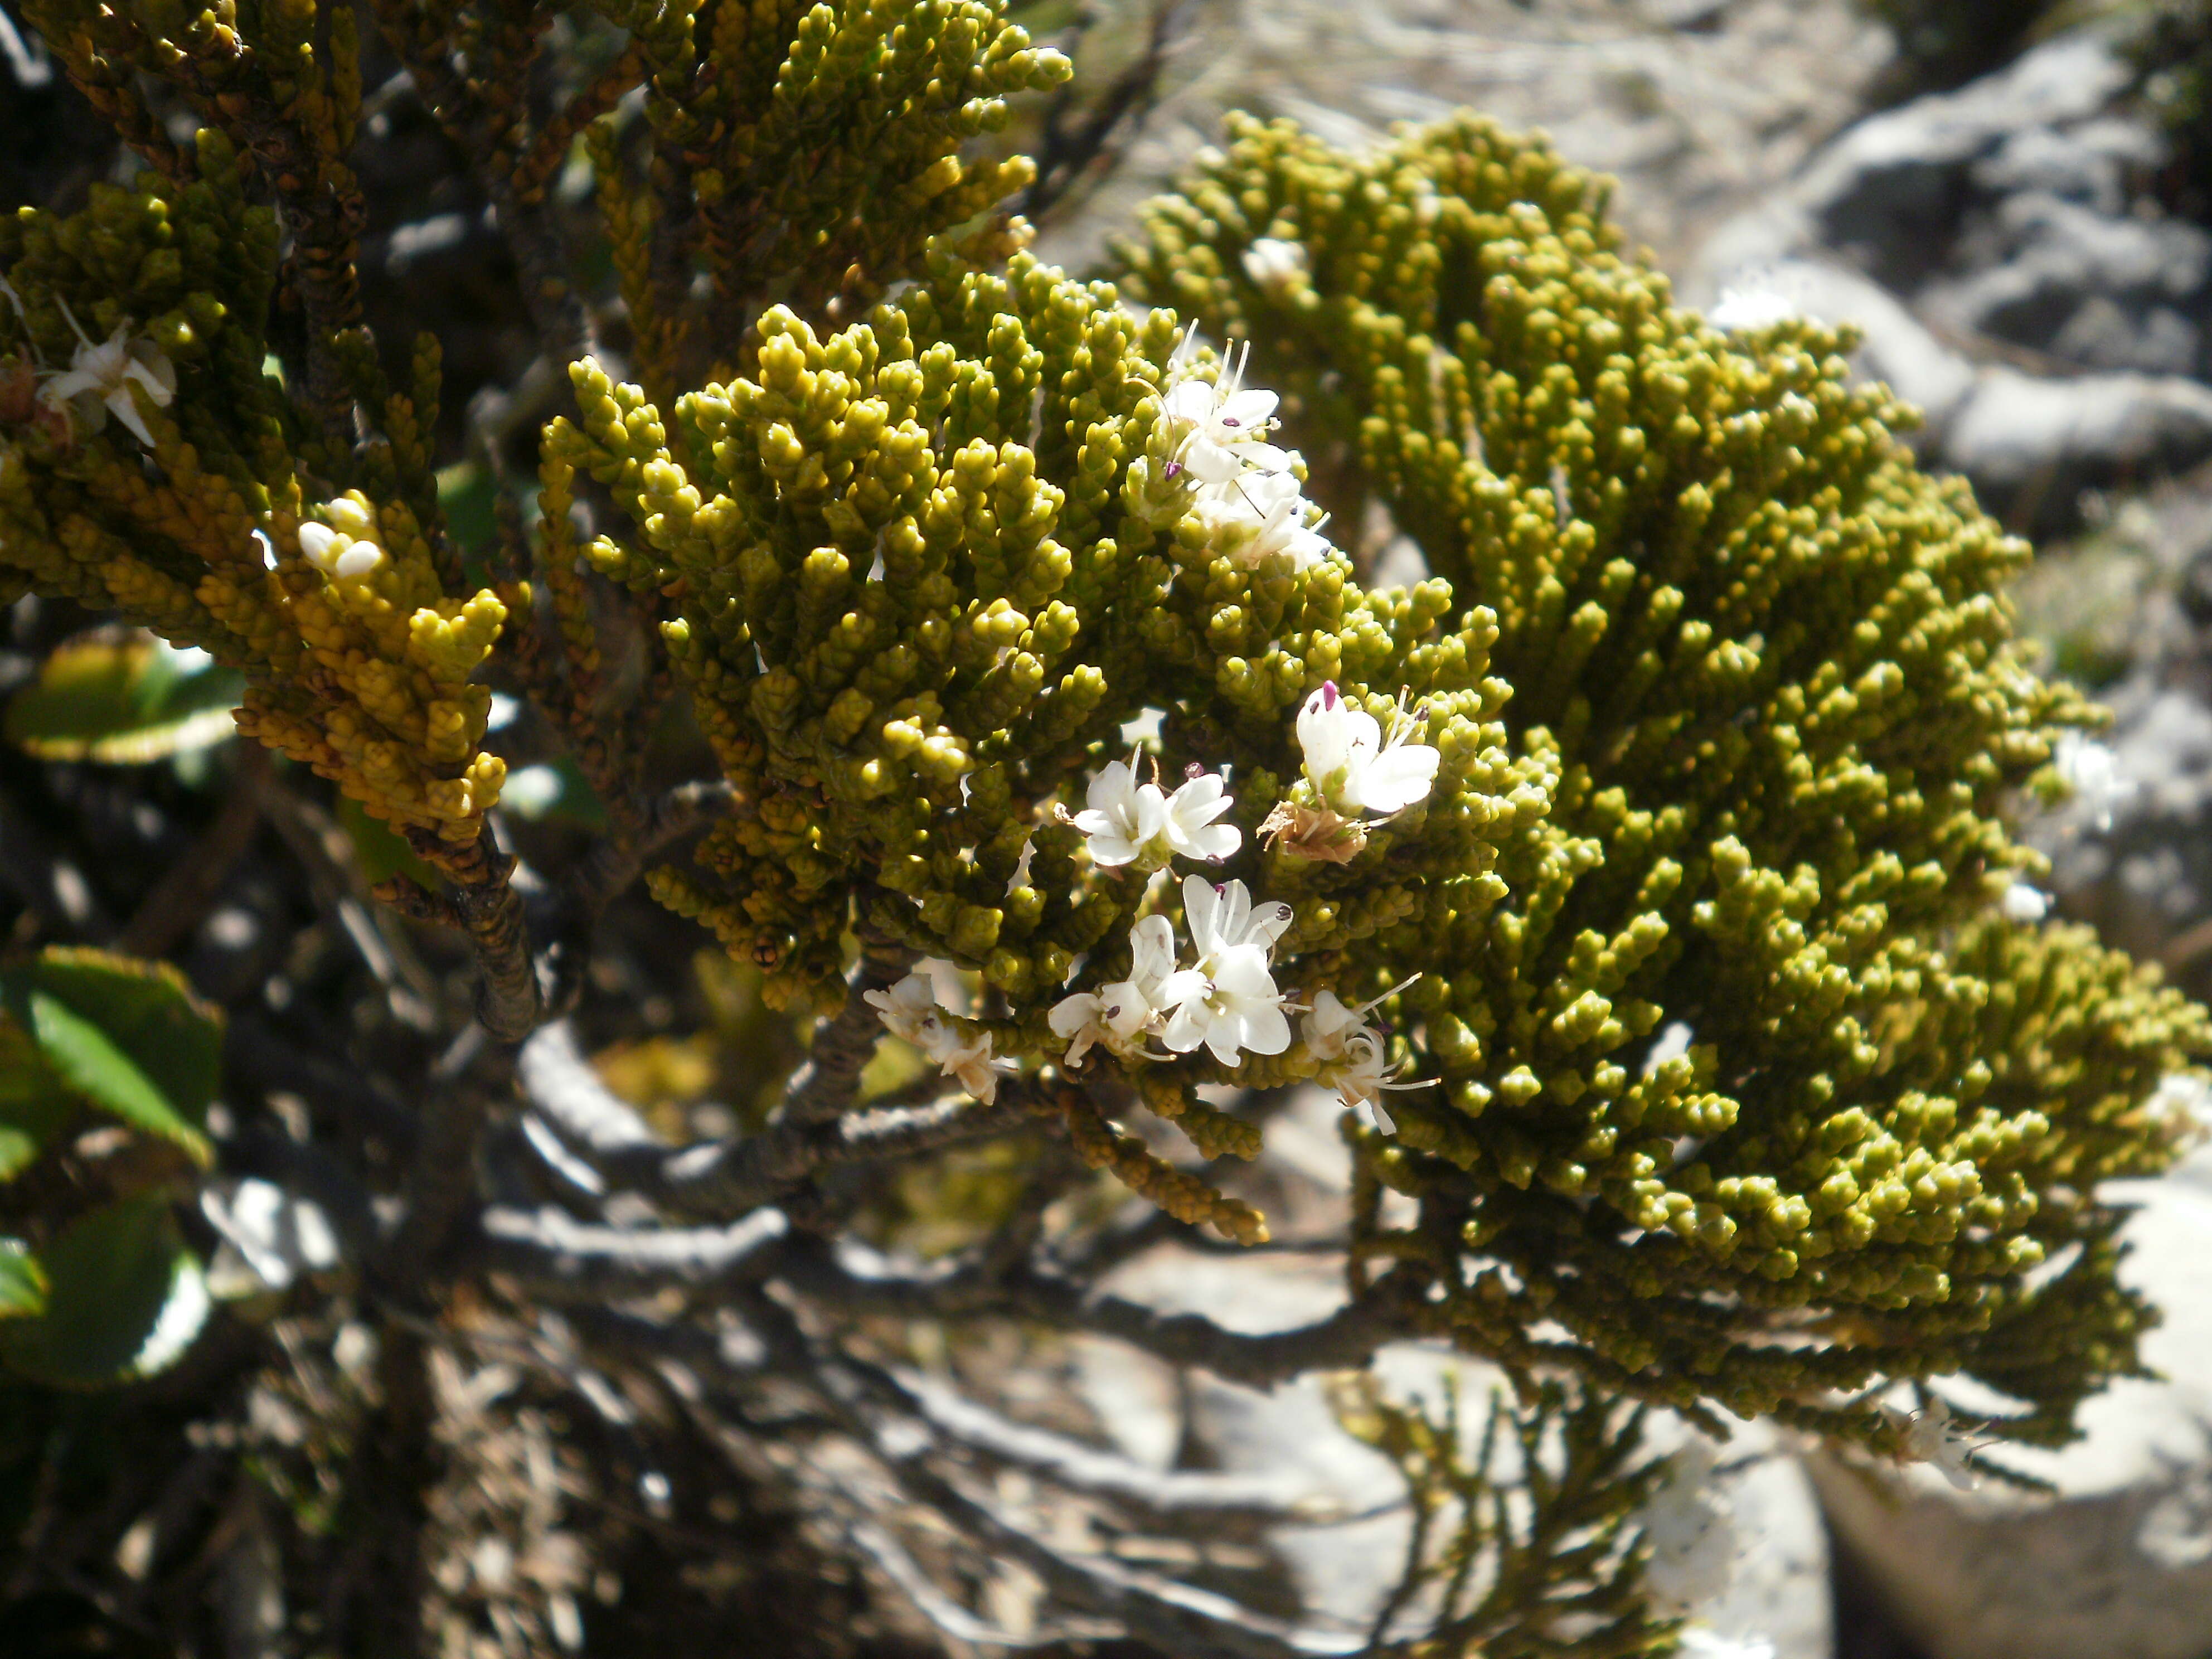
[596,0,1074,405]
[0,139,507,860]
[1117,114,2211,1438]
[1,0,2204,1467]
[556,248,1546,1021]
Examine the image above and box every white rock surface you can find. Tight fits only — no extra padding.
[1092,1243,1833,1655]
[1707,258,1976,423]
[1697,34,2133,284]
[1942,370,2212,497]
[1810,1147,2212,1659]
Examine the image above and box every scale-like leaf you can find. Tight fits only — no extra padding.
[0,1197,208,1384]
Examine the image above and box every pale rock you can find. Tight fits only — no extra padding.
[1699,34,2132,287]
[1811,1146,2212,1659]
[1097,1243,1832,1653]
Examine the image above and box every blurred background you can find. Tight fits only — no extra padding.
[9,2,2212,1657]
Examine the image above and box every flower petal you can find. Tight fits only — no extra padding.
[1352,745,1439,815]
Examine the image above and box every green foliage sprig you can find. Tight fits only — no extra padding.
[1109,114,2212,1440]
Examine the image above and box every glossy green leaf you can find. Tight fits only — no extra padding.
[0,1012,73,1177]
[0,1197,208,1384]
[21,993,210,1166]
[15,948,224,1131]
[3,633,242,763]
[436,459,498,567]
[0,1240,46,1319]
[337,794,444,890]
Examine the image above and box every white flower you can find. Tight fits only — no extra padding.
[1635,1439,1735,1614]
[1294,681,1440,818]
[864,970,948,1050]
[2001,882,2051,923]
[1049,992,1114,1065]
[2054,733,2136,831]
[1327,1030,1433,1134]
[1161,339,1295,487]
[1070,754,1166,867]
[1161,768,1243,861]
[1899,1398,1983,1491]
[1192,468,1333,571]
[297,519,386,580]
[1050,915,1202,1064]
[932,1027,1012,1104]
[1070,755,1240,869]
[1182,874,1293,968]
[1161,941,1292,1066]
[41,319,174,448]
[1301,976,1419,1064]
[1241,237,1309,293]
[1708,286,1799,333]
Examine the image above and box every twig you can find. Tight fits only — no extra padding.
[739,1289,1371,1659]
[375,1026,505,1292]
[780,935,915,1126]
[782,1238,1414,1389]
[518,1019,1044,1216]
[848,1519,1123,1650]
[1018,0,1191,224]
[475,1202,789,1298]
[569,777,741,914]
[515,1020,664,1158]
[890,1367,1341,1521]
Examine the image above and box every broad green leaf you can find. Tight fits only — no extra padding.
[0,1012,74,1176]
[336,795,444,889]
[0,1128,40,1183]
[436,459,498,567]
[3,633,242,763]
[0,1197,208,1384]
[15,948,224,1131]
[0,1240,46,1318]
[21,992,211,1166]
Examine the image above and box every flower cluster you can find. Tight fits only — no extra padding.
[1892,1397,1986,1492]
[1146,331,1334,572]
[1262,680,1443,862]
[1045,672,1442,1118]
[1067,756,1239,870]
[863,968,1013,1104]
[297,493,389,583]
[1050,875,1294,1068]
[1301,977,1429,1130]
